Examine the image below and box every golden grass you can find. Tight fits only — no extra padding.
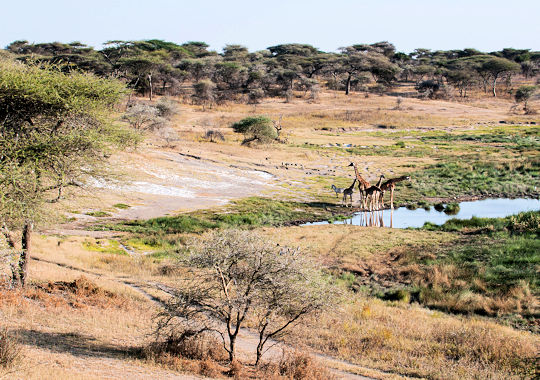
[261,224,455,270]
[257,349,335,380]
[284,298,539,380]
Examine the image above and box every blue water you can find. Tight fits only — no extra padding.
[302,198,540,229]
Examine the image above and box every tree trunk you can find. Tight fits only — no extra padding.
[492,76,498,97]
[228,335,236,362]
[1,224,20,287]
[255,341,264,365]
[345,74,351,95]
[19,221,33,287]
[148,73,153,101]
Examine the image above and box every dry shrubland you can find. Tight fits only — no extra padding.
[141,331,332,379]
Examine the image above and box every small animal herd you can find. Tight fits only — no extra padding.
[331,163,410,210]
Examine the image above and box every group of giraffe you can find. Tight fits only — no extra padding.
[337,162,410,210]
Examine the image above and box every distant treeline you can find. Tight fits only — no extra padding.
[4,39,539,101]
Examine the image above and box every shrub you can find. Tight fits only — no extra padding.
[0,328,22,369]
[147,329,228,362]
[258,350,334,380]
[113,203,130,209]
[508,211,540,234]
[416,80,440,99]
[203,130,225,142]
[248,88,265,104]
[85,211,111,217]
[380,289,411,303]
[122,103,166,131]
[444,203,460,215]
[155,97,178,119]
[141,329,227,377]
[231,116,278,145]
[434,203,445,212]
[156,229,337,364]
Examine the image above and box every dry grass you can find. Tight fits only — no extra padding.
[0,327,22,370]
[284,298,539,380]
[261,224,455,271]
[0,256,173,379]
[256,349,335,380]
[141,330,229,378]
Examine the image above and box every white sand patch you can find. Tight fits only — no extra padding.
[90,178,195,198]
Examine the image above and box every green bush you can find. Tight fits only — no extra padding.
[231,116,277,145]
[444,203,460,215]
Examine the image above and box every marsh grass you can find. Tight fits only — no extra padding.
[101,197,339,235]
[83,239,126,255]
[414,212,540,321]
[421,128,540,152]
[409,158,539,199]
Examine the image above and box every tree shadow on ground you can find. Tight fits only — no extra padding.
[13,329,138,359]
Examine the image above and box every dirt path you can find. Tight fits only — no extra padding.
[31,257,396,380]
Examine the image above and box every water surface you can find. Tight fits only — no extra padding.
[302,198,540,229]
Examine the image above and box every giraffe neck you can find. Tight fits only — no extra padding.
[392,176,409,184]
[375,176,384,188]
[352,164,370,187]
[381,176,408,190]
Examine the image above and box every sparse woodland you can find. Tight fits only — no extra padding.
[3,40,539,108]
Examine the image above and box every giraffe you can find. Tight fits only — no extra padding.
[379,175,410,209]
[364,185,383,211]
[370,174,385,210]
[342,178,356,207]
[348,163,370,210]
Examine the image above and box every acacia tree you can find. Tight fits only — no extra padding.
[0,59,134,287]
[156,229,335,364]
[514,85,537,113]
[192,80,216,110]
[481,57,520,96]
[339,47,370,95]
[446,68,477,97]
[231,116,278,145]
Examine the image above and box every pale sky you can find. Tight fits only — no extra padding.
[1,0,538,53]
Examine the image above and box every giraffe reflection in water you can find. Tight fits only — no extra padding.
[343,209,394,228]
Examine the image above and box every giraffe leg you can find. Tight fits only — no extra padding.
[390,189,394,209]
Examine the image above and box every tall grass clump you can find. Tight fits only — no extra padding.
[0,328,22,370]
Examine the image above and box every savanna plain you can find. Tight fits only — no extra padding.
[1,43,539,380]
